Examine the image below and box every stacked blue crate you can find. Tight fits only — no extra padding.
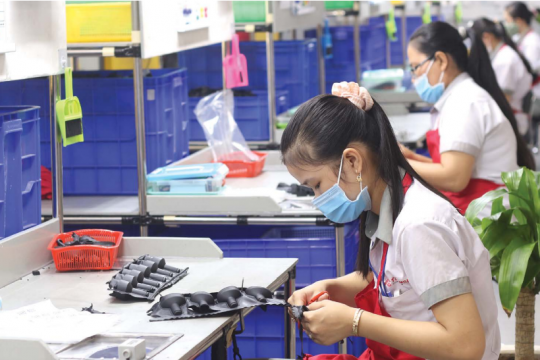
[0,106,41,240]
[179,39,319,141]
[0,69,190,195]
[307,16,388,93]
[390,16,440,66]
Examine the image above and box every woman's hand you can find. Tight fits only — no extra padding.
[288,281,330,306]
[399,143,415,159]
[301,300,357,346]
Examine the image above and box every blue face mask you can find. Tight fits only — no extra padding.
[414,60,445,104]
[312,156,371,224]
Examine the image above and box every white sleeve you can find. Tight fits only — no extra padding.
[492,58,517,95]
[438,97,487,157]
[399,220,471,309]
[521,42,540,72]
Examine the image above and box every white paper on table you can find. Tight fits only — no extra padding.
[0,300,121,344]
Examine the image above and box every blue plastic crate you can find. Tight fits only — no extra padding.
[179,40,319,108]
[0,106,41,240]
[195,306,367,359]
[0,69,190,195]
[213,223,359,288]
[189,89,289,141]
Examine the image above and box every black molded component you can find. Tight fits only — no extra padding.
[246,286,273,303]
[156,268,175,277]
[191,292,215,311]
[160,294,186,315]
[114,274,138,287]
[120,269,145,283]
[149,273,168,282]
[138,260,159,273]
[126,263,151,277]
[217,286,242,308]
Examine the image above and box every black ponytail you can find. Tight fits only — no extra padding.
[281,95,453,278]
[471,18,534,76]
[506,2,534,25]
[410,21,536,171]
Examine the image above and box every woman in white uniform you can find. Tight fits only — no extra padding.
[505,2,540,146]
[400,22,535,216]
[282,82,500,360]
[472,18,533,135]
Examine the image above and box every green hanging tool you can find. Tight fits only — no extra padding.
[56,67,84,146]
[422,3,432,24]
[386,7,397,42]
[455,2,463,25]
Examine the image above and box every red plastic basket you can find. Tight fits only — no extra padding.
[219,151,267,178]
[47,229,123,271]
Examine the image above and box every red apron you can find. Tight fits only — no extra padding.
[304,175,421,360]
[426,128,503,215]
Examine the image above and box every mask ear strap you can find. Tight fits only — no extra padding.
[337,155,344,185]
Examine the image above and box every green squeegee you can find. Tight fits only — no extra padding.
[56,67,84,146]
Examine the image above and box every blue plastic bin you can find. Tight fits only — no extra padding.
[213,223,359,288]
[196,306,367,359]
[179,40,319,109]
[0,106,41,240]
[306,17,388,93]
[189,89,289,141]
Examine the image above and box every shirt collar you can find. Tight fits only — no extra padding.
[433,72,471,112]
[365,185,393,245]
[490,41,505,61]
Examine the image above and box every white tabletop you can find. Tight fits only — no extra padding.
[0,256,297,360]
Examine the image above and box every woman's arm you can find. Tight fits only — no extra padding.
[407,151,475,192]
[302,293,485,360]
[289,272,373,307]
[400,144,433,163]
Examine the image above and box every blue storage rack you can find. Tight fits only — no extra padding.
[306,16,388,93]
[196,307,367,359]
[0,106,41,240]
[188,89,289,141]
[179,40,319,141]
[389,16,440,66]
[0,69,190,195]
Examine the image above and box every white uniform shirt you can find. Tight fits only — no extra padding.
[365,180,501,360]
[432,73,519,184]
[514,30,540,98]
[491,43,532,134]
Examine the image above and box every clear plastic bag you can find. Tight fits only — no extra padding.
[194,90,258,162]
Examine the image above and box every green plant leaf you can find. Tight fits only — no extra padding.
[524,169,540,216]
[491,255,501,276]
[502,168,525,193]
[466,188,508,224]
[499,237,536,316]
[523,256,540,289]
[514,206,538,241]
[481,212,520,259]
[491,196,505,215]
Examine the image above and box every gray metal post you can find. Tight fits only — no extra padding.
[385,14,391,69]
[354,15,361,84]
[335,225,347,354]
[401,8,407,70]
[266,1,276,144]
[131,1,148,236]
[50,75,63,231]
[222,41,227,90]
[316,24,326,94]
[284,268,296,358]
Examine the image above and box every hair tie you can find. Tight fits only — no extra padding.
[331,82,374,111]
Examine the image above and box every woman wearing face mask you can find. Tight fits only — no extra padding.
[284,82,500,360]
[400,21,535,216]
[471,18,533,135]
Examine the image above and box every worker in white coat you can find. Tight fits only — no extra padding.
[471,18,533,135]
[400,22,536,216]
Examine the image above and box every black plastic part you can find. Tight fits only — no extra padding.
[149,273,168,282]
[131,288,149,297]
[120,269,145,283]
[142,278,161,287]
[237,216,248,226]
[32,270,40,276]
[136,283,156,292]
[127,264,151,277]
[156,268,175,277]
[217,286,242,308]
[191,291,215,311]
[142,255,166,268]
[111,279,132,292]
[121,215,164,226]
[246,286,273,303]
[114,274,137,287]
[316,217,332,226]
[114,46,141,58]
[139,260,159,273]
[160,294,187,315]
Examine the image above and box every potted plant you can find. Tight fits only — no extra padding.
[466,168,540,360]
